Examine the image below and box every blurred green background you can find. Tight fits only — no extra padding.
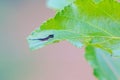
[0,0,96,80]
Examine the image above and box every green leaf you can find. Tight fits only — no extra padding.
[28,0,120,52]
[68,39,83,48]
[85,45,120,80]
[27,30,83,50]
[27,0,120,79]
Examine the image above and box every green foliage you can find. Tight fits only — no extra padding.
[27,0,120,79]
[85,46,120,80]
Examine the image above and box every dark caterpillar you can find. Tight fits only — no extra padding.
[30,34,54,41]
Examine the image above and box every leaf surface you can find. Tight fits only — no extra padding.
[85,46,120,80]
[27,0,120,79]
[38,0,120,53]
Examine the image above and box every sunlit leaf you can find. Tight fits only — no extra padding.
[27,0,120,79]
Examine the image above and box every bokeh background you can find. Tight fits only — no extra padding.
[0,0,97,80]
